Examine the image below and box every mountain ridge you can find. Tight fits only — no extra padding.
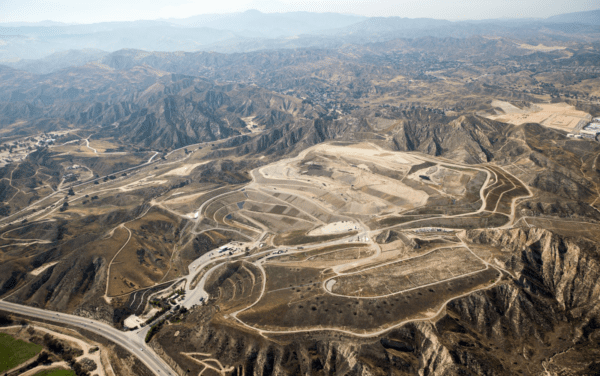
[1,9,599,62]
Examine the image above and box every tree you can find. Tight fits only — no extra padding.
[36,351,50,364]
[68,188,75,196]
[0,312,13,326]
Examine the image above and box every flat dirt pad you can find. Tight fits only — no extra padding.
[268,244,367,262]
[269,246,375,268]
[487,101,590,131]
[308,221,358,236]
[257,142,430,215]
[329,247,485,297]
[161,162,209,177]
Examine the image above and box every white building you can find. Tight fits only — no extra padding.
[586,123,600,131]
[580,129,599,139]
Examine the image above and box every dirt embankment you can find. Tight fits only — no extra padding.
[149,227,600,375]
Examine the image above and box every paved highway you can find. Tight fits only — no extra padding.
[0,150,160,228]
[0,301,176,376]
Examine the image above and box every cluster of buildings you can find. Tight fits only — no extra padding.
[37,137,56,145]
[568,118,600,140]
[215,242,245,256]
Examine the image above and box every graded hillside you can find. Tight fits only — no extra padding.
[150,227,600,376]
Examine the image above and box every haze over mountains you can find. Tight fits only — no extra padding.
[0,8,599,65]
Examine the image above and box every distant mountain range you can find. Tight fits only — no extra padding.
[162,10,366,37]
[0,9,598,65]
[546,9,600,24]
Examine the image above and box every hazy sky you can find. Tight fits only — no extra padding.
[0,0,597,24]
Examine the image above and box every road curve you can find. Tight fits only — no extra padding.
[0,301,176,376]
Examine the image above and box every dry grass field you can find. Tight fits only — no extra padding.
[107,208,186,296]
[328,247,486,297]
[236,262,499,332]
